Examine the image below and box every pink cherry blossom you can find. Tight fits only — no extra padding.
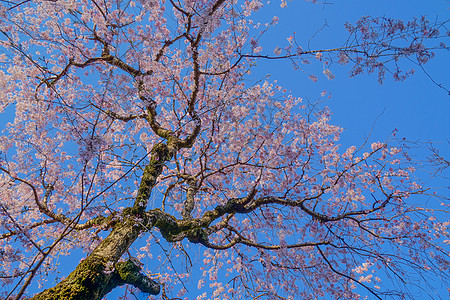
[0,1,448,300]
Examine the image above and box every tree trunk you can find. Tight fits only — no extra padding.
[31,216,160,300]
[29,141,181,299]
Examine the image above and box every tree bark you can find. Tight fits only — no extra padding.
[30,215,160,300]
[29,142,177,299]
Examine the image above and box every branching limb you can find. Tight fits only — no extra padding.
[141,93,175,140]
[91,102,147,122]
[317,246,382,300]
[0,219,57,240]
[114,259,160,295]
[221,225,330,250]
[0,166,117,231]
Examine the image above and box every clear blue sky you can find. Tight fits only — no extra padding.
[254,0,449,190]
[257,0,449,148]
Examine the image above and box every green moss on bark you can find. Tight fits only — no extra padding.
[31,258,110,300]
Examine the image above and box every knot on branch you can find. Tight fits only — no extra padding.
[115,259,160,295]
[225,198,247,213]
[186,227,208,244]
[151,142,175,163]
[152,209,182,242]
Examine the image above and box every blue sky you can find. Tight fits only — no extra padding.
[257,0,449,145]
[253,0,449,188]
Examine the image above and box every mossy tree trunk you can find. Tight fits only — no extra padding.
[30,142,176,300]
[31,220,160,300]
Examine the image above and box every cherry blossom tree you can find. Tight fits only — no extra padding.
[0,0,448,299]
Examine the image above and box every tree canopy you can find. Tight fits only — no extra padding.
[0,0,448,299]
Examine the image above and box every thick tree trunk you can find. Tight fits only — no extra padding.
[29,142,177,299]
[31,217,160,300]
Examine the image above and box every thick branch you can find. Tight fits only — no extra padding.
[114,260,159,295]
[30,139,180,299]
[133,142,177,212]
[182,176,197,219]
